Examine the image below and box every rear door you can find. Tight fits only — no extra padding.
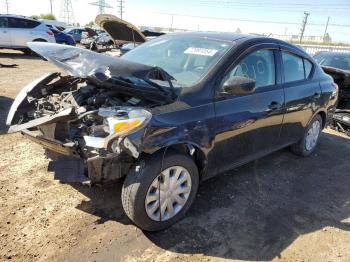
[213,44,285,174]
[0,17,11,46]
[8,17,41,47]
[279,49,322,143]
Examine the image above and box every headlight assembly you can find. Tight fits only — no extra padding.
[84,107,152,149]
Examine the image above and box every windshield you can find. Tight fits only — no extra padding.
[121,35,233,86]
[314,53,350,71]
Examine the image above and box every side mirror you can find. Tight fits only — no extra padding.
[221,76,256,95]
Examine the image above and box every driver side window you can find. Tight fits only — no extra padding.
[226,49,276,89]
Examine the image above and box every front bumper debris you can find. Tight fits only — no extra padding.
[22,129,79,157]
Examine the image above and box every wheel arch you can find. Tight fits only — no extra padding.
[32,38,48,42]
[143,142,208,180]
[316,110,327,129]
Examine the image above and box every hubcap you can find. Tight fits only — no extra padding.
[305,120,321,151]
[145,166,192,222]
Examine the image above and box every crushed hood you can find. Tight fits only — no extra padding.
[95,14,146,44]
[27,42,170,80]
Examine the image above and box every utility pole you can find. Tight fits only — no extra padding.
[170,14,174,31]
[5,0,9,14]
[117,0,124,20]
[50,0,53,15]
[299,11,310,43]
[323,16,330,42]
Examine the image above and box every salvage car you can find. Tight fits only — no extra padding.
[6,33,338,231]
[314,52,350,135]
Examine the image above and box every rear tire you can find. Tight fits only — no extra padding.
[291,114,322,157]
[121,150,199,231]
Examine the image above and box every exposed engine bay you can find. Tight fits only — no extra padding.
[6,42,177,183]
[322,66,350,136]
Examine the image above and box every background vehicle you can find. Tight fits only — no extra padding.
[7,33,337,231]
[314,52,350,71]
[314,52,350,136]
[64,27,88,42]
[49,28,75,46]
[0,14,55,53]
[81,32,113,50]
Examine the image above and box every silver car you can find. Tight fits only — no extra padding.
[0,14,56,53]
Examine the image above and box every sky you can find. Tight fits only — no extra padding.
[2,0,350,43]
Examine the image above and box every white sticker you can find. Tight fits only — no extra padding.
[184,47,218,56]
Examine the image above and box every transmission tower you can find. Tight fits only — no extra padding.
[299,12,310,43]
[89,0,112,15]
[60,0,75,24]
[117,0,124,20]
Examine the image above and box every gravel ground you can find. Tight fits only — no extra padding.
[1,49,350,262]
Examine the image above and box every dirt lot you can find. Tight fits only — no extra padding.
[1,49,350,262]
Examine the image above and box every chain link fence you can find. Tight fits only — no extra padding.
[296,44,350,55]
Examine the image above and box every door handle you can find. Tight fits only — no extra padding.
[313,93,321,99]
[266,101,282,113]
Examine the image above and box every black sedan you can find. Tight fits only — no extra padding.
[7,33,338,231]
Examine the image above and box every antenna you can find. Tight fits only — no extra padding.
[117,0,125,20]
[60,0,75,24]
[89,0,112,15]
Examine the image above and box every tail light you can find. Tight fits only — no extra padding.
[47,31,54,36]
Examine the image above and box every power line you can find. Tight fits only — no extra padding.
[199,1,350,7]
[156,12,350,28]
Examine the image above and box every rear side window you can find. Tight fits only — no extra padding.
[304,59,313,78]
[282,52,305,82]
[8,18,40,29]
[0,17,8,28]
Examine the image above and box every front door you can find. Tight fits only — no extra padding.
[213,47,285,174]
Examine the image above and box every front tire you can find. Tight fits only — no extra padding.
[291,114,322,157]
[121,150,199,231]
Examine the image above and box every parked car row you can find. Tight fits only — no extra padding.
[0,14,78,54]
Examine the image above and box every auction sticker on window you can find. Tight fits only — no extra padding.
[184,47,218,56]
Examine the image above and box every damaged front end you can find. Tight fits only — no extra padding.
[322,66,350,136]
[7,42,177,183]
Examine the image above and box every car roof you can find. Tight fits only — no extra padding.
[0,14,40,22]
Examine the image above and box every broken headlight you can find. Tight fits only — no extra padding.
[84,107,152,149]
